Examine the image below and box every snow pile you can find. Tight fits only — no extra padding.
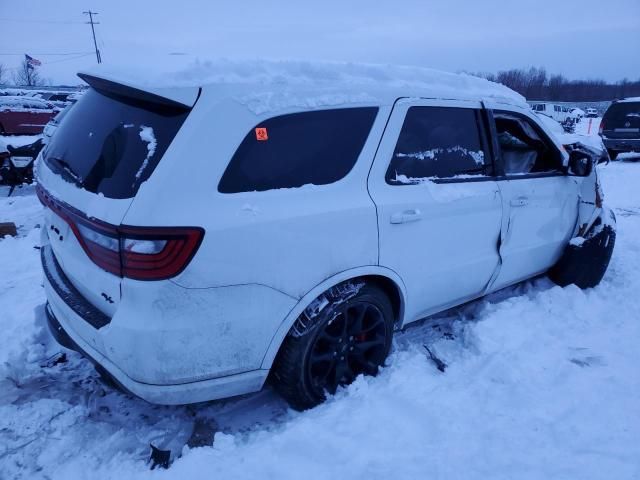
[135,125,157,180]
[0,96,54,112]
[396,147,484,165]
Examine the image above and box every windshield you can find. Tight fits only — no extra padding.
[43,88,189,199]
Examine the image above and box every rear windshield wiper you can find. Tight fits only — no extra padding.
[48,156,83,185]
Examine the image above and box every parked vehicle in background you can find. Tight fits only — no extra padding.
[530,103,571,123]
[38,66,616,410]
[0,96,58,135]
[585,108,598,118]
[570,108,584,122]
[0,138,44,193]
[600,98,640,160]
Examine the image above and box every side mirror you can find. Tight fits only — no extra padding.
[568,150,593,177]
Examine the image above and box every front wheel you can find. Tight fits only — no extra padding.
[271,282,394,410]
[549,208,616,289]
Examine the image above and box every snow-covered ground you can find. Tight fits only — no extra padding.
[1,137,640,479]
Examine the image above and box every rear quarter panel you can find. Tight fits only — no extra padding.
[124,95,392,299]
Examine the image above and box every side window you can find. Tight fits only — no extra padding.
[493,111,563,175]
[386,106,490,184]
[218,107,378,193]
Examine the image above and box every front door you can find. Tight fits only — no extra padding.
[368,99,503,324]
[487,108,580,290]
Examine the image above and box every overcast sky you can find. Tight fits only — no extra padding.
[2,0,639,86]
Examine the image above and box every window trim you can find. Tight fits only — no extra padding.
[489,108,566,180]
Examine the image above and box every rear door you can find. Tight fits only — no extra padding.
[23,100,55,134]
[485,106,579,290]
[38,83,193,323]
[368,99,503,324]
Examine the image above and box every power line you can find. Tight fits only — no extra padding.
[0,18,85,24]
[42,53,95,65]
[83,11,102,64]
[2,53,95,72]
[0,52,94,56]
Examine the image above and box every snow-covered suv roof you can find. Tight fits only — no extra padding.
[78,59,527,114]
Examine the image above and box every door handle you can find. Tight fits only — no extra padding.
[510,196,529,207]
[390,209,423,224]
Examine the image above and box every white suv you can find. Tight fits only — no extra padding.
[37,65,616,410]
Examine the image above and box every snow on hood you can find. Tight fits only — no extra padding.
[78,58,527,113]
[536,112,605,152]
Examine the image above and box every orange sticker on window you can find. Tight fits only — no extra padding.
[255,127,268,141]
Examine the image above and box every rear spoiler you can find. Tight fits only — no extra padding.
[78,72,200,112]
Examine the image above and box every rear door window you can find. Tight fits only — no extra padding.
[218,107,378,193]
[386,106,490,184]
[603,102,640,129]
[43,88,190,199]
[493,111,563,175]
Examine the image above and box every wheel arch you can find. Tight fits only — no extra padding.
[260,266,407,370]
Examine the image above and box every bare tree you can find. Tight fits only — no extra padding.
[0,63,6,85]
[12,58,45,87]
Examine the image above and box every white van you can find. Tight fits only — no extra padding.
[37,63,616,410]
[530,102,575,123]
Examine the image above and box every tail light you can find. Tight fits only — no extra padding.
[37,186,204,281]
[598,121,604,136]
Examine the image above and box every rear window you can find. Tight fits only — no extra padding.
[603,102,640,127]
[218,107,378,193]
[43,88,189,199]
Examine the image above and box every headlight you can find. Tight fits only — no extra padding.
[10,156,33,168]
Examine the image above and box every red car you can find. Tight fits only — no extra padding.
[0,96,58,134]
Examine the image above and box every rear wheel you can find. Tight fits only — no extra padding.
[272,283,394,410]
[607,149,619,161]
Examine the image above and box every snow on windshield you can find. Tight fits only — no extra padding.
[135,125,157,180]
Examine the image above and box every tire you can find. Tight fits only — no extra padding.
[548,211,616,289]
[607,149,619,161]
[271,282,394,410]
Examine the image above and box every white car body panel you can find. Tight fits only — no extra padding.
[123,96,391,298]
[368,98,503,323]
[490,177,579,290]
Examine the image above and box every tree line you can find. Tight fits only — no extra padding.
[472,67,640,102]
[0,59,46,87]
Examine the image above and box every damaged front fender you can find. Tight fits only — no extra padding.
[549,206,617,289]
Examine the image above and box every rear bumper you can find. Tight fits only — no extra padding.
[40,241,296,404]
[602,137,640,152]
[45,298,269,405]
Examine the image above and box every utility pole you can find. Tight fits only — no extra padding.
[83,10,102,64]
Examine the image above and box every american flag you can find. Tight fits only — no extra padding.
[25,54,42,69]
